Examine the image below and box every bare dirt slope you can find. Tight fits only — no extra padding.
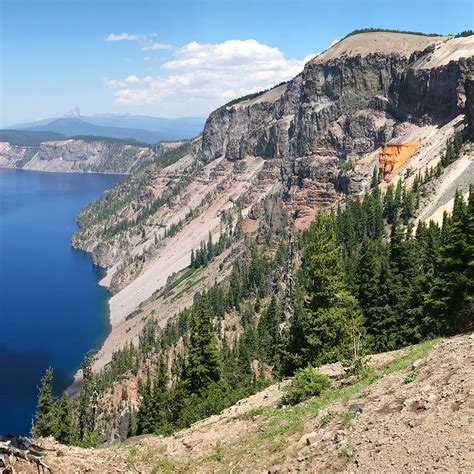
[313,31,446,63]
[92,154,275,373]
[11,333,472,473]
[420,143,474,224]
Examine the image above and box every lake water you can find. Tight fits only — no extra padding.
[0,168,122,435]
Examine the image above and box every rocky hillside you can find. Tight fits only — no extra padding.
[6,333,473,472]
[201,33,473,221]
[70,31,473,377]
[0,134,171,174]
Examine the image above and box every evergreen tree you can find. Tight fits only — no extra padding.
[401,187,415,224]
[53,392,73,444]
[77,355,97,443]
[185,294,223,395]
[136,374,154,434]
[370,165,379,188]
[32,367,55,438]
[355,237,382,348]
[287,213,363,369]
[207,232,214,261]
[427,189,473,334]
[257,296,280,362]
[393,180,403,219]
[384,184,395,223]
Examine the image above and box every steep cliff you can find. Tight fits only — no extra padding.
[201,33,473,214]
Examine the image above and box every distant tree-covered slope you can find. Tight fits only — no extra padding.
[0,129,66,146]
[0,132,172,174]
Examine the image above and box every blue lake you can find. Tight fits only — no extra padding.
[0,168,122,435]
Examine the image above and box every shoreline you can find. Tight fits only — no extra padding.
[0,164,128,177]
[68,154,273,392]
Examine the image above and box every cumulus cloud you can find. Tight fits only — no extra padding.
[106,39,316,115]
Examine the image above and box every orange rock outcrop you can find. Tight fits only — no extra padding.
[379,142,419,179]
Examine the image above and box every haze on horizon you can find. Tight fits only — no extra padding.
[1,0,472,127]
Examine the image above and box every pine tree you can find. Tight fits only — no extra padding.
[287,212,363,368]
[370,184,385,240]
[53,392,73,444]
[137,374,155,434]
[355,237,382,348]
[427,189,473,334]
[207,232,214,261]
[77,355,97,443]
[185,294,223,395]
[257,296,280,362]
[401,187,415,224]
[370,166,379,188]
[384,184,395,223]
[32,367,55,438]
[393,180,403,220]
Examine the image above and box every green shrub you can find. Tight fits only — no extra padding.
[319,410,337,427]
[340,409,357,427]
[281,367,332,406]
[404,370,418,384]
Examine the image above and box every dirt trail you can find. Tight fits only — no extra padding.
[18,333,473,473]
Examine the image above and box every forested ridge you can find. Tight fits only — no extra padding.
[33,134,473,446]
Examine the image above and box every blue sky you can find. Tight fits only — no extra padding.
[1,0,472,125]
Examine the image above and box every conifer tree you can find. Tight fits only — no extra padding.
[207,232,214,261]
[370,165,379,188]
[137,374,154,434]
[355,237,382,346]
[288,212,363,368]
[384,184,395,223]
[185,294,223,395]
[32,367,55,438]
[77,355,97,443]
[427,189,473,334]
[393,180,403,219]
[257,296,280,362]
[53,392,73,444]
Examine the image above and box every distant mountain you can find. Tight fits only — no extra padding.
[85,114,205,133]
[10,114,206,144]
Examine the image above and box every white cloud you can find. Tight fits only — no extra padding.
[142,43,171,51]
[106,39,316,115]
[105,32,157,42]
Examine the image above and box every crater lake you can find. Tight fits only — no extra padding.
[0,168,122,435]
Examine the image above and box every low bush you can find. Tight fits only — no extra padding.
[404,370,418,384]
[281,367,332,406]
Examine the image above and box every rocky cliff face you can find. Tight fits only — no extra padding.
[0,137,165,174]
[200,33,473,213]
